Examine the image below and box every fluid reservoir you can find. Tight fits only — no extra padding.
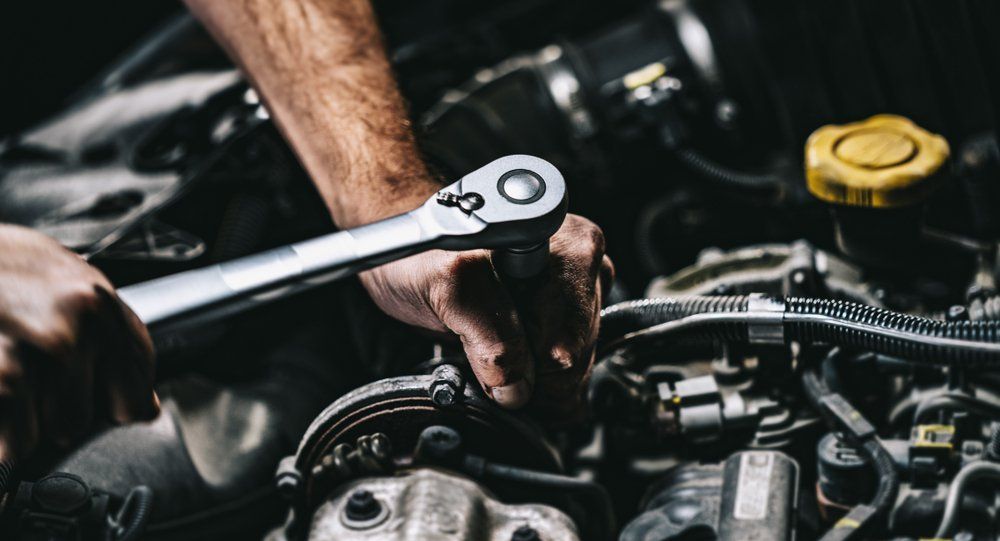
[805,114,950,267]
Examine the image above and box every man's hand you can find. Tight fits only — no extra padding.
[0,225,159,461]
[361,214,613,416]
[183,0,613,419]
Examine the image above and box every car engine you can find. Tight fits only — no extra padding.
[2,1,1000,540]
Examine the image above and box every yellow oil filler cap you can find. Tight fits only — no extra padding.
[805,114,950,208]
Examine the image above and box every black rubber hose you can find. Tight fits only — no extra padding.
[600,295,749,344]
[0,459,15,497]
[802,371,898,540]
[674,147,785,195]
[934,460,1000,538]
[463,456,616,541]
[785,297,1000,364]
[213,193,270,261]
[600,295,1000,366]
[970,294,1000,321]
[987,423,1000,461]
[109,485,154,541]
[860,439,899,522]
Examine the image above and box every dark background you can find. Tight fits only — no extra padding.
[1,1,182,137]
[0,0,639,138]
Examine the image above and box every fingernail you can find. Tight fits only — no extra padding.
[491,380,531,409]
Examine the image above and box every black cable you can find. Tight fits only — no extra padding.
[887,392,1000,429]
[674,147,785,196]
[802,371,898,541]
[987,423,1000,461]
[600,295,748,345]
[462,455,616,541]
[600,295,1000,365]
[785,297,1000,365]
[934,460,1000,538]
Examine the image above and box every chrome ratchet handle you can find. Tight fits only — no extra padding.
[117,154,567,337]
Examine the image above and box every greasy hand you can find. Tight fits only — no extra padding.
[0,225,159,461]
[360,215,613,421]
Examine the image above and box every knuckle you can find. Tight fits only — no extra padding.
[438,252,493,304]
[0,362,24,393]
[446,251,489,278]
[469,337,509,364]
[466,339,516,373]
[428,257,462,314]
[34,325,78,361]
[56,283,102,315]
[584,224,607,258]
[561,217,606,262]
[601,254,616,277]
[580,218,605,246]
[581,228,609,278]
[0,339,24,395]
[473,349,505,371]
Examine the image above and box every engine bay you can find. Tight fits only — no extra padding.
[3,1,1000,539]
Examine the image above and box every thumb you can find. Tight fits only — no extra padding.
[433,253,534,409]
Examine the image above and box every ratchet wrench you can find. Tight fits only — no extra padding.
[117,154,567,339]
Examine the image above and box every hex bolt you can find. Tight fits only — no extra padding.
[432,385,456,407]
[512,525,541,541]
[345,489,382,522]
[428,364,465,408]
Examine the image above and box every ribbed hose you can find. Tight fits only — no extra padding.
[988,423,1000,461]
[108,485,154,541]
[784,297,1000,365]
[983,295,1000,320]
[600,295,748,343]
[970,294,1000,321]
[213,193,270,261]
[674,148,785,195]
[600,295,1000,365]
[0,459,15,497]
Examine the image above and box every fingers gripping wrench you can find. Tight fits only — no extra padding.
[117,155,567,339]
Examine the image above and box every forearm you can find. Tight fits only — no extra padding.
[184,0,438,227]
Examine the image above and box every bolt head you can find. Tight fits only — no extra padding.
[431,385,456,406]
[429,364,464,407]
[345,489,381,521]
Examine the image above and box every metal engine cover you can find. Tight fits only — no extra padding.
[294,468,579,541]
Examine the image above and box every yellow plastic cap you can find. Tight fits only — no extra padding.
[805,114,950,208]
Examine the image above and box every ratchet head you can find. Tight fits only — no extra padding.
[419,154,568,254]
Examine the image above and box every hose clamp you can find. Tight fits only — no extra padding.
[746,293,786,345]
